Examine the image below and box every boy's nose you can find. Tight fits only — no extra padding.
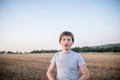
[65,40,68,43]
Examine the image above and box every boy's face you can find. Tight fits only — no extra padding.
[60,36,73,51]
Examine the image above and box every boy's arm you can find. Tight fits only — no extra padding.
[47,64,56,80]
[79,65,90,80]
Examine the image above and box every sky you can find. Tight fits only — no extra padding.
[0,0,120,52]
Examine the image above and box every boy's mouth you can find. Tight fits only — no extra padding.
[65,44,68,47]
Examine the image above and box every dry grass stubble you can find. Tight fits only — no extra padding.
[0,53,120,80]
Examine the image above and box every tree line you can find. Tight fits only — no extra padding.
[71,43,120,53]
[0,43,120,54]
[71,46,120,53]
[30,49,58,53]
[30,45,120,53]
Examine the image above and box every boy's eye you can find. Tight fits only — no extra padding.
[63,39,66,41]
[62,38,71,41]
[67,39,71,41]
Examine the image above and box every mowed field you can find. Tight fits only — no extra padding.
[0,53,120,80]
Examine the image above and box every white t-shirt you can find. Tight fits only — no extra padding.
[51,50,86,80]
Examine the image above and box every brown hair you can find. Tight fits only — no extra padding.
[59,31,74,43]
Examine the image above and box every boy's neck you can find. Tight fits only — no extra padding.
[62,49,71,54]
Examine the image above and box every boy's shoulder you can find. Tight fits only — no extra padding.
[55,50,80,55]
[53,50,62,55]
[70,50,78,53]
[70,50,82,56]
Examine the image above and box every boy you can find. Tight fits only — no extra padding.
[47,31,90,80]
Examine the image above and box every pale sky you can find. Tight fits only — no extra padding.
[0,0,120,52]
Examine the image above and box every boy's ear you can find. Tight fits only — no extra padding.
[72,41,74,44]
[59,41,61,43]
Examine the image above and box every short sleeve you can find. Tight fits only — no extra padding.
[51,53,57,65]
[77,54,86,67]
